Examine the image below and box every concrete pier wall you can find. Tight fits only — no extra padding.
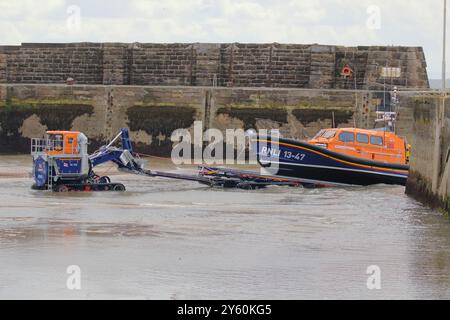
[0,84,412,156]
[405,93,450,213]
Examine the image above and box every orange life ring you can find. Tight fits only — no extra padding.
[341,66,353,77]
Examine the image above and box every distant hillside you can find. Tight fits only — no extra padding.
[429,79,450,89]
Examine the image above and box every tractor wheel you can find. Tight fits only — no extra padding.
[55,184,69,193]
[31,183,46,190]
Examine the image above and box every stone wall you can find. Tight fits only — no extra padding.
[0,43,429,89]
[0,84,415,157]
[0,43,104,84]
[405,93,450,213]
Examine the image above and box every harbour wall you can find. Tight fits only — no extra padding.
[405,92,450,213]
[0,43,429,90]
[0,84,416,156]
[1,83,450,214]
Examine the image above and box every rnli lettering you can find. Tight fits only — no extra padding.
[260,146,281,157]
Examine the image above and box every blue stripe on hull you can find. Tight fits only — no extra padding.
[255,138,408,186]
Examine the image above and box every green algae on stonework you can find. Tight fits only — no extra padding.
[0,102,94,153]
[216,107,288,130]
[133,101,198,108]
[224,100,354,110]
[0,104,94,129]
[445,197,450,217]
[225,102,287,109]
[0,98,93,110]
[293,102,354,109]
[292,108,354,126]
[126,105,196,137]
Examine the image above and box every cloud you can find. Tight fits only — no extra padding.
[0,0,64,19]
[0,0,447,78]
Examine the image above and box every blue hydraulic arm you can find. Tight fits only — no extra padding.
[120,128,133,153]
[90,149,126,168]
[88,128,142,172]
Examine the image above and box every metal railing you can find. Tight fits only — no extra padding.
[31,138,48,155]
[31,138,78,155]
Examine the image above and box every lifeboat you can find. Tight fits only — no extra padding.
[254,128,410,186]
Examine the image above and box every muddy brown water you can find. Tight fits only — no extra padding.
[0,156,449,299]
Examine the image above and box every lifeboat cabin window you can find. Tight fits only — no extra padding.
[314,130,325,138]
[356,133,369,144]
[322,130,337,139]
[370,136,384,146]
[338,131,355,143]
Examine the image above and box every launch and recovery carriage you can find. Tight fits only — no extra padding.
[31,128,316,192]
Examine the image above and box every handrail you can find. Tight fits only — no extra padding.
[31,138,78,155]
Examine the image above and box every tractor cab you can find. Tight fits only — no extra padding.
[31,131,90,190]
[46,131,82,155]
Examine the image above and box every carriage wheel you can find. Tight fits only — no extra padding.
[113,184,126,192]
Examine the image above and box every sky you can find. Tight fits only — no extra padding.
[0,0,448,79]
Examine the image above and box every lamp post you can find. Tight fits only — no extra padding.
[443,0,447,93]
[432,0,447,192]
